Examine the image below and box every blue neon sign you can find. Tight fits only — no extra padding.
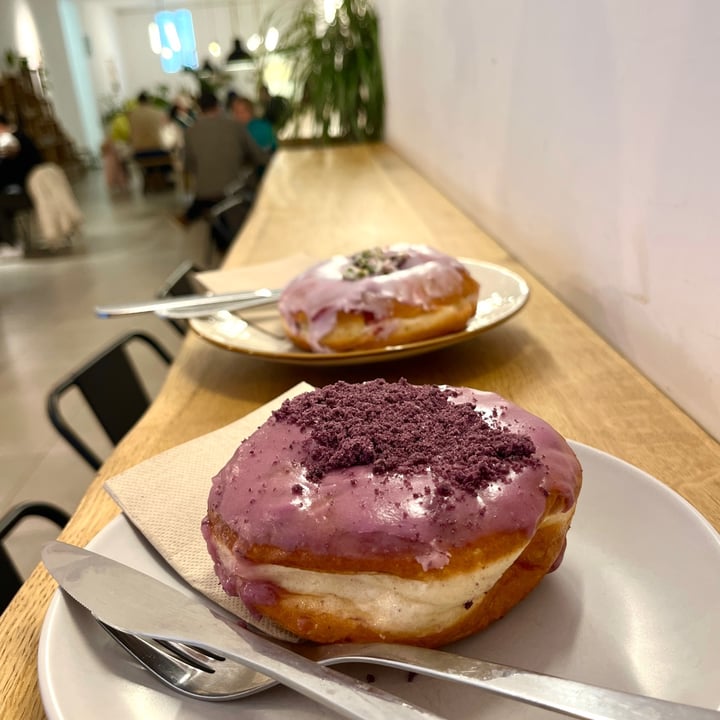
[156,9,198,73]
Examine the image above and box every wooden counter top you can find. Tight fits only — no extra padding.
[2,143,718,719]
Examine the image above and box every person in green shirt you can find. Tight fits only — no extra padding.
[228,95,277,155]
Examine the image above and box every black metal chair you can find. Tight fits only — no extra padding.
[208,190,255,258]
[47,331,173,471]
[1,501,70,612]
[156,260,204,335]
[206,170,257,265]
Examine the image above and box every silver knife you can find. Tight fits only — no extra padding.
[42,541,443,720]
[95,288,281,318]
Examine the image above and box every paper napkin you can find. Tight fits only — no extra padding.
[104,382,314,640]
[195,253,316,295]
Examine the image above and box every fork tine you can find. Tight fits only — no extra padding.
[157,639,222,670]
[98,620,279,701]
[101,621,219,672]
[100,622,199,671]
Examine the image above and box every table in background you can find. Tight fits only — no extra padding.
[2,143,718,719]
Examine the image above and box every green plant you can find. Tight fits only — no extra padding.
[279,0,384,142]
[4,49,18,71]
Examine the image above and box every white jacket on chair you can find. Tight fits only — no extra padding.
[27,163,83,248]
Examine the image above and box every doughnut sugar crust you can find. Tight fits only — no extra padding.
[202,380,582,647]
[277,244,480,352]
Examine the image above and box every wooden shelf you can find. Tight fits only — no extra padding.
[0,67,85,179]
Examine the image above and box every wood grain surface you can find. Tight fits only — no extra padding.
[2,144,718,719]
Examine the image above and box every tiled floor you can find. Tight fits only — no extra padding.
[0,167,212,578]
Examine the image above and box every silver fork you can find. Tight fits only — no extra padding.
[99,621,719,719]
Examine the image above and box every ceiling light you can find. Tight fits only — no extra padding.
[247,33,262,52]
[148,22,161,54]
[264,26,279,52]
[208,41,222,58]
[164,21,181,52]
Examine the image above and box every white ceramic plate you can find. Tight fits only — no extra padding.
[188,260,530,366]
[38,442,720,719]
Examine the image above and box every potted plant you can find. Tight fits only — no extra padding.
[3,49,18,73]
[279,0,384,142]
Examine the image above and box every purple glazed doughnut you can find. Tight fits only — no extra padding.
[277,245,480,352]
[202,379,582,647]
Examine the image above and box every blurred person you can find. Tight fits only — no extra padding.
[225,90,239,111]
[0,112,43,255]
[177,91,267,225]
[128,91,173,188]
[100,135,129,194]
[168,97,195,131]
[165,96,195,184]
[258,84,290,130]
[128,91,171,159]
[229,95,277,154]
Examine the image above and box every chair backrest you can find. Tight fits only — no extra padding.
[156,260,204,335]
[0,502,70,612]
[26,162,83,247]
[209,192,255,254]
[47,331,173,470]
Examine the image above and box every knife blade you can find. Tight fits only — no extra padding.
[42,541,443,720]
[95,288,281,318]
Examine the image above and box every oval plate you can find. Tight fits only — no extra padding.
[189,260,530,366]
[39,442,720,719]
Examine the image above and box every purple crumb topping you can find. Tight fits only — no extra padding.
[341,247,410,280]
[271,379,538,492]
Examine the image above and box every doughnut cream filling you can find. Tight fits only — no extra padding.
[208,512,568,636]
[202,380,581,628]
[277,244,478,351]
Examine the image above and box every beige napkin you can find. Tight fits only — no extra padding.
[104,382,314,640]
[195,253,316,294]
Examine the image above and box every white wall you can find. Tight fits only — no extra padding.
[375,0,720,441]
[79,1,128,117]
[58,0,103,153]
[0,3,15,57]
